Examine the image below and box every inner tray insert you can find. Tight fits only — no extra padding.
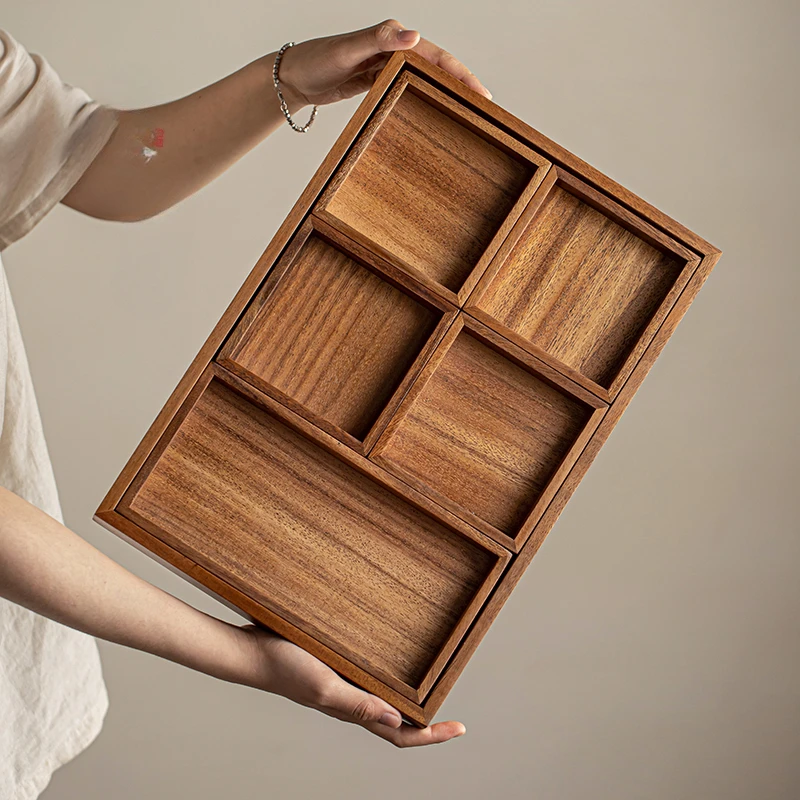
[469,170,694,394]
[322,80,538,296]
[119,374,508,701]
[220,228,446,452]
[370,318,606,549]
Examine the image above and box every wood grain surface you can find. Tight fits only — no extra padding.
[120,372,507,701]
[222,227,445,452]
[371,316,602,546]
[324,81,534,293]
[471,171,691,390]
[95,507,430,726]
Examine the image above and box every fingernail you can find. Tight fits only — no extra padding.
[379,712,402,727]
[398,29,418,42]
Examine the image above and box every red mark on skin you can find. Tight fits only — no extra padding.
[152,128,165,148]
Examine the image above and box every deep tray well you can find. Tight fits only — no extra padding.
[325,88,529,292]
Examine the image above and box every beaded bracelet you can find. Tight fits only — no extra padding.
[272,42,318,133]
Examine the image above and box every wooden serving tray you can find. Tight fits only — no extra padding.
[96,50,721,726]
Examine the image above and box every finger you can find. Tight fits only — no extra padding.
[330,19,420,71]
[411,38,492,100]
[363,719,467,748]
[319,680,403,729]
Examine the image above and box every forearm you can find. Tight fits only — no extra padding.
[62,23,493,226]
[0,484,258,686]
[62,50,306,222]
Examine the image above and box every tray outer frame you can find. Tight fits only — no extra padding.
[95,48,722,727]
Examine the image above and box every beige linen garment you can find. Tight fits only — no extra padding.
[0,28,120,799]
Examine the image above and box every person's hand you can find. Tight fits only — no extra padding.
[240,624,467,747]
[275,18,492,109]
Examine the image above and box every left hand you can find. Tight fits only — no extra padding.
[275,18,492,108]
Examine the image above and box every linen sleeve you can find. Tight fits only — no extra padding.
[0,28,120,251]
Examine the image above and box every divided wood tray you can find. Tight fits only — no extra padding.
[96,50,721,726]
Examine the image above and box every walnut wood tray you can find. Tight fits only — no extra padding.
[96,50,721,726]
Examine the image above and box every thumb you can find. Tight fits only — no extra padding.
[333,19,420,70]
[322,680,404,728]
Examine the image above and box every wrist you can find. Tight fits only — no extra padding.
[279,79,309,116]
[231,623,275,691]
[262,50,309,117]
[181,615,265,688]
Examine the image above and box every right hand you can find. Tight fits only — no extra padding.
[241,624,467,748]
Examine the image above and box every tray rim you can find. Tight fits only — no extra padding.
[419,245,722,722]
[398,49,721,260]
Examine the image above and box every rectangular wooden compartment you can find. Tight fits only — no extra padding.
[96,49,721,727]
[218,214,457,454]
[316,72,552,305]
[466,167,700,402]
[370,316,607,551]
[120,365,508,704]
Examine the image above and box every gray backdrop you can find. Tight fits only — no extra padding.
[3,1,798,798]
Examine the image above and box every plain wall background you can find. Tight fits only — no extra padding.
[2,1,798,798]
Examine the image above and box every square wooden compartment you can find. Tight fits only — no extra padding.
[370,316,607,551]
[218,215,457,455]
[317,72,551,305]
[466,167,701,401]
[118,365,510,706]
